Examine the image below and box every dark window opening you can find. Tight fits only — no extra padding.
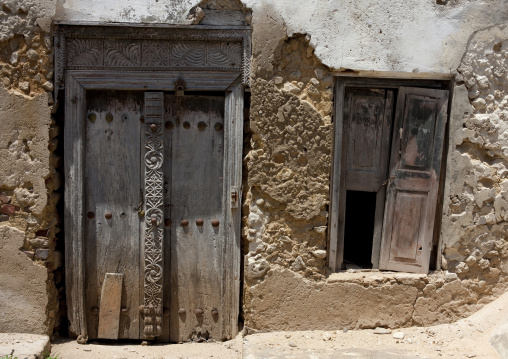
[343,190,377,269]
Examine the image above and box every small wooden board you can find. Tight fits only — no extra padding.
[98,273,123,339]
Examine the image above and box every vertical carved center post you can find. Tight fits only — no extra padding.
[143,92,164,338]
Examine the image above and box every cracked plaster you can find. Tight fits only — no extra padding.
[2,0,508,336]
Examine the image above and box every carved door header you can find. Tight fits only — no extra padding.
[55,25,251,94]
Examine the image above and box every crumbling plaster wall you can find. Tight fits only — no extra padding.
[442,25,508,283]
[2,0,508,336]
[0,0,60,335]
[241,0,508,331]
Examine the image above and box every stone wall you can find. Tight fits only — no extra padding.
[1,0,508,337]
[442,25,508,286]
[244,34,333,283]
[0,0,60,336]
[241,2,508,331]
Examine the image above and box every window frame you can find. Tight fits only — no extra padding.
[328,76,452,273]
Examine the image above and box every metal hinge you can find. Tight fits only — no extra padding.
[231,186,240,208]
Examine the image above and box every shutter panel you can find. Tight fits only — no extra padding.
[379,87,448,274]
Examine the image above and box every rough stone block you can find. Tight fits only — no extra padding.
[29,237,49,248]
[413,280,478,326]
[0,86,52,216]
[42,81,53,92]
[491,315,508,358]
[0,192,9,204]
[0,204,15,215]
[0,214,8,222]
[19,81,30,92]
[34,248,50,260]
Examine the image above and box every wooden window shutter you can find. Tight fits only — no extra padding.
[379,87,448,274]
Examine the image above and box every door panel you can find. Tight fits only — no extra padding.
[84,91,143,339]
[379,87,448,274]
[340,88,394,269]
[401,94,437,169]
[389,191,425,264]
[344,88,393,192]
[164,95,226,342]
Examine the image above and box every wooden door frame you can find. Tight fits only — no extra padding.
[60,24,249,339]
[328,76,451,273]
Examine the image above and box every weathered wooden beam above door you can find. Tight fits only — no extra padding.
[54,24,252,96]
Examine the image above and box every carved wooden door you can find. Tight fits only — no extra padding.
[379,87,448,274]
[60,24,247,344]
[83,91,235,342]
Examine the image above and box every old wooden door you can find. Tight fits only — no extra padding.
[83,90,237,342]
[60,24,248,344]
[85,90,144,340]
[164,94,226,343]
[379,87,448,273]
[342,88,394,268]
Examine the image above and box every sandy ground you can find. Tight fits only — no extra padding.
[51,335,243,359]
[51,291,508,359]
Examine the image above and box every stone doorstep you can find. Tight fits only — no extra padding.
[0,333,50,359]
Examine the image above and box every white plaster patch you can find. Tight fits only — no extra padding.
[246,254,270,279]
[247,201,268,253]
[55,0,199,24]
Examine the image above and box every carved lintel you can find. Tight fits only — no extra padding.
[54,25,252,91]
[143,92,164,337]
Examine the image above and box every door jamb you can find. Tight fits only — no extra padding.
[64,71,244,339]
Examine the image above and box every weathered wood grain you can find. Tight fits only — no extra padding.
[379,87,448,274]
[166,94,226,343]
[98,273,124,340]
[344,88,392,192]
[372,90,394,268]
[65,68,243,342]
[328,80,343,271]
[64,74,87,339]
[330,85,394,270]
[159,96,173,343]
[84,90,143,339]
[70,71,240,92]
[223,85,244,339]
[55,21,250,30]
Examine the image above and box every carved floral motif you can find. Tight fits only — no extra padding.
[55,25,251,93]
[143,93,164,337]
[104,39,141,67]
[66,39,103,66]
[142,40,170,67]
